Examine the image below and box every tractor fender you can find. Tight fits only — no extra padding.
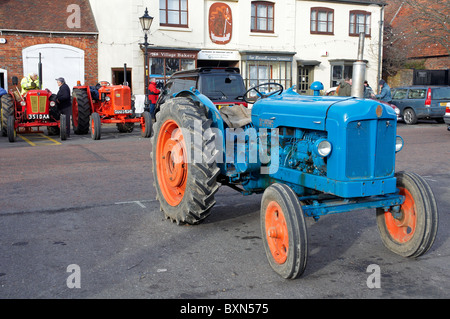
[174,88,225,134]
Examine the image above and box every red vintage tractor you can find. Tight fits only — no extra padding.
[72,80,152,140]
[0,76,67,143]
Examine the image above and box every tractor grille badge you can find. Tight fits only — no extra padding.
[376,105,383,118]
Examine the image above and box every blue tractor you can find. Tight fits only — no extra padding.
[151,82,438,279]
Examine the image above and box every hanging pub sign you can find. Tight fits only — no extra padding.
[209,2,232,45]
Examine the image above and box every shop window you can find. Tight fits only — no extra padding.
[150,56,196,81]
[243,60,292,95]
[331,63,353,87]
[160,0,188,27]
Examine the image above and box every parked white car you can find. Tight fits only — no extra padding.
[444,103,450,131]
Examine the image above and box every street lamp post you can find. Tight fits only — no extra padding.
[139,8,153,113]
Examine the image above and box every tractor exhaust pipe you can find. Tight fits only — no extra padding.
[351,32,366,98]
[38,53,43,89]
[123,63,128,86]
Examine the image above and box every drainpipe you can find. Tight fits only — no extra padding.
[377,5,386,93]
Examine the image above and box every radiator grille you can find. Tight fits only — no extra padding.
[346,119,395,179]
[29,95,47,113]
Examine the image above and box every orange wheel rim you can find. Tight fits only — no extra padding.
[384,187,417,243]
[265,201,289,264]
[156,120,188,206]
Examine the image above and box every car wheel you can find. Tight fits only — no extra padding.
[403,108,417,125]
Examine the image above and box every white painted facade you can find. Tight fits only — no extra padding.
[89,0,384,95]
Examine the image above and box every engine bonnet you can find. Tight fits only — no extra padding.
[251,90,397,131]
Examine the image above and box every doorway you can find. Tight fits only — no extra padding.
[298,66,314,95]
[0,68,7,90]
[112,68,132,90]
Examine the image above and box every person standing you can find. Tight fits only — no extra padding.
[363,81,374,98]
[337,77,352,96]
[148,78,160,120]
[20,73,40,95]
[374,79,392,102]
[55,77,72,138]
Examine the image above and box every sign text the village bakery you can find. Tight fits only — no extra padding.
[149,51,198,59]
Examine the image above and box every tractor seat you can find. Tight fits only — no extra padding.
[219,104,252,128]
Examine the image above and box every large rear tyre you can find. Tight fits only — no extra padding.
[7,115,16,143]
[261,183,308,279]
[72,88,91,135]
[90,112,101,140]
[47,102,61,136]
[376,171,438,258]
[1,94,14,137]
[151,97,220,225]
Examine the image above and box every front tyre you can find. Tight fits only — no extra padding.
[376,171,438,258]
[151,97,220,225]
[141,111,152,138]
[90,112,101,140]
[261,183,308,279]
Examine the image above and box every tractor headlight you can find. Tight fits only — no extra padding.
[314,139,332,157]
[50,101,56,107]
[20,101,26,107]
[395,136,404,153]
[105,96,111,102]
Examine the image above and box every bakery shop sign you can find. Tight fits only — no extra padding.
[209,2,232,45]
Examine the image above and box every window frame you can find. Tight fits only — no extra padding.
[310,7,334,35]
[349,10,371,37]
[159,0,189,28]
[251,1,275,33]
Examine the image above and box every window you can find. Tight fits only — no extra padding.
[349,10,371,36]
[408,89,426,99]
[310,7,334,34]
[393,89,408,100]
[330,62,353,87]
[251,1,274,33]
[150,56,195,81]
[243,61,291,92]
[160,0,188,27]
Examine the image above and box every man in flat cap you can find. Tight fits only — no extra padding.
[56,77,72,138]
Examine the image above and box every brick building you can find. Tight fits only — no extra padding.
[0,0,98,93]
[384,0,449,85]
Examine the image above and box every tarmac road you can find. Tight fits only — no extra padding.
[0,121,449,302]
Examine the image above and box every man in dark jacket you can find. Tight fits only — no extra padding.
[55,77,72,138]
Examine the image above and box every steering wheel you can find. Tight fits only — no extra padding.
[243,83,284,104]
[99,81,111,87]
